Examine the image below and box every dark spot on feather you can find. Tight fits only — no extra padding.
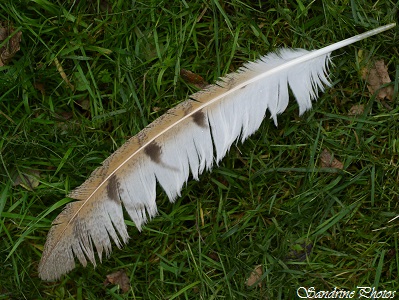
[192,110,207,128]
[144,142,162,163]
[107,175,120,203]
[240,85,247,89]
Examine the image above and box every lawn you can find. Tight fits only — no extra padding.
[0,0,398,299]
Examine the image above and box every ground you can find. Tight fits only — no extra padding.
[0,1,398,299]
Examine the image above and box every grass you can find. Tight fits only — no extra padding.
[0,0,398,299]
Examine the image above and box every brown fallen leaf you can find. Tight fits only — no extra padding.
[99,0,112,13]
[58,111,73,120]
[13,169,41,191]
[180,69,209,89]
[103,269,130,293]
[208,251,220,262]
[0,23,22,66]
[320,149,344,169]
[348,104,364,116]
[246,265,263,288]
[34,82,46,95]
[361,59,394,101]
[76,98,90,111]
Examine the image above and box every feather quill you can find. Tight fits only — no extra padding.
[38,24,395,281]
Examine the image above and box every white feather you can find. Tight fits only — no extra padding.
[38,23,395,281]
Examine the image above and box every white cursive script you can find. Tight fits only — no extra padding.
[296,286,397,299]
[357,287,396,299]
[297,287,355,299]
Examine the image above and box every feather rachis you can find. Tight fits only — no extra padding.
[38,24,396,281]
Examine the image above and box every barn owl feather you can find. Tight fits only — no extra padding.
[38,23,395,281]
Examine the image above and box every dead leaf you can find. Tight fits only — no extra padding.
[13,169,41,191]
[103,269,130,293]
[208,251,219,262]
[58,111,73,120]
[348,104,364,116]
[246,265,262,288]
[99,0,112,13]
[0,23,22,66]
[34,82,46,95]
[180,69,209,89]
[320,149,344,169]
[361,59,394,101]
[76,98,90,110]
[54,57,75,90]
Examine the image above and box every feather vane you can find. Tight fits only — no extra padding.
[38,24,395,281]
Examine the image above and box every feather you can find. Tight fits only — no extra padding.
[38,23,395,281]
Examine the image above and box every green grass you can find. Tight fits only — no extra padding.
[0,0,398,299]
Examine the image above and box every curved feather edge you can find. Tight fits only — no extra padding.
[38,24,396,281]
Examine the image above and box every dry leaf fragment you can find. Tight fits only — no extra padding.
[348,104,365,116]
[246,265,263,288]
[361,59,394,101]
[58,111,73,120]
[13,170,41,191]
[0,23,22,66]
[320,149,344,169]
[99,0,112,13]
[76,98,90,111]
[180,69,209,89]
[208,251,220,262]
[103,269,130,293]
[34,82,46,95]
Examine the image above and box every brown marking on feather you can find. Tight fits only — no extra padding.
[240,84,247,89]
[182,101,194,115]
[192,110,207,128]
[107,175,120,203]
[144,142,162,163]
